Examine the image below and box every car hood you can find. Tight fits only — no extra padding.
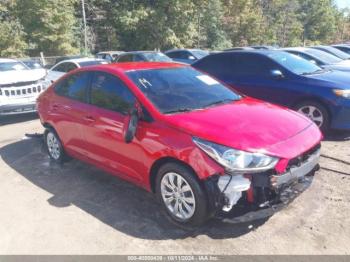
[304,69,350,88]
[163,98,322,159]
[0,69,46,86]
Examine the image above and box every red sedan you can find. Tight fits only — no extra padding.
[37,62,322,227]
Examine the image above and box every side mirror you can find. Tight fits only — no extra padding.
[309,60,317,65]
[271,70,284,79]
[123,107,140,143]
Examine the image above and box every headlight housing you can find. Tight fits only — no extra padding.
[333,89,350,99]
[193,137,278,173]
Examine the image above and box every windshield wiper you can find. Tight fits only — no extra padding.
[301,69,327,75]
[164,108,194,114]
[204,98,236,108]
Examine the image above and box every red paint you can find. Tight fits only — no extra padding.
[37,62,322,192]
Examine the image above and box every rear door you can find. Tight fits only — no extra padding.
[83,71,144,182]
[50,72,92,157]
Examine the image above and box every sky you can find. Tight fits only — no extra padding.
[336,0,350,9]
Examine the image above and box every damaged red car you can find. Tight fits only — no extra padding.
[37,62,322,227]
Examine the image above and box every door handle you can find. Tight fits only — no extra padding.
[52,104,59,110]
[84,115,95,123]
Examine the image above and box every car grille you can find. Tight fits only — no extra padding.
[0,84,46,97]
[286,143,321,170]
[0,80,39,88]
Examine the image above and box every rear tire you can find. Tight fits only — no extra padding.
[155,162,209,228]
[44,128,66,163]
[295,101,330,132]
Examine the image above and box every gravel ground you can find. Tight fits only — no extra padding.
[0,113,349,255]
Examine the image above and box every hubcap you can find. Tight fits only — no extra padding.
[47,132,61,160]
[298,105,324,127]
[160,172,196,220]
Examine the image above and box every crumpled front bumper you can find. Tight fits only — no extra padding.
[204,148,320,223]
[217,172,316,223]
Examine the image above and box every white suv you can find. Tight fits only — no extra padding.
[0,58,50,115]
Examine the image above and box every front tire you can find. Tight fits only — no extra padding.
[45,128,66,163]
[156,162,209,228]
[295,101,330,132]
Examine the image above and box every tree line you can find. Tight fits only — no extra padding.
[1,0,350,57]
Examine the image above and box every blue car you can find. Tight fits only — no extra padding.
[165,49,209,64]
[192,50,350,131]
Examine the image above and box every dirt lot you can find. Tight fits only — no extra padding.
[0,113,349,255]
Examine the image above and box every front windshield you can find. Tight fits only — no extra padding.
[318,46,350,60]
[143,52,173,62]
[192,50,209,59]
[127,67,241,114]
[305,48,343,64]
[0,62,28,72]
[268,52,322,75]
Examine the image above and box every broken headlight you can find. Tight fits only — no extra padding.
[193,137,278,173]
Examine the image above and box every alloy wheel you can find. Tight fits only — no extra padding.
[160,172,196,220]
[47,132,61,160]
[298,105,324,127]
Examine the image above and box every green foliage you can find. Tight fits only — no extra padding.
[15,0,80,56]
[0,0,27,57]
[1,0,350,57]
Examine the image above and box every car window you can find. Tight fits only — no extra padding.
[142,52,173,62]
[304,48,342,64]
[194,53,277,77]
[288,51,323,66]
[65,63,78,72]
[192,54,233,77]
[117,54,134,62]
[134,54,145,62]
[90,72,135,114]
[268,52,322,75]
[232,54,276,76]
[0,61,28,71]
[166,51,181,59]
[335,46,350,54]
[54,72,90,102]
[191,50,209,59]
[52,63,66,72]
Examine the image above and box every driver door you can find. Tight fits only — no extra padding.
[84,71,144,182]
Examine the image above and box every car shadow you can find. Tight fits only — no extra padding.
[323,130,350,141]
[0,137,269,240]
[0,113,38,126]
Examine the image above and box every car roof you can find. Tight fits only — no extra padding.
[165,48,205,53]
[120,51,162,55]
[211,49,283,56]
[77,62,186,73]
[0,58,19,63]
[97,51,124,55]
[57,57,105,64]
[282,47,311,52]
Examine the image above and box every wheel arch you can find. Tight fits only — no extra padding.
[149,157,198,193]
[292,96,333,120]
